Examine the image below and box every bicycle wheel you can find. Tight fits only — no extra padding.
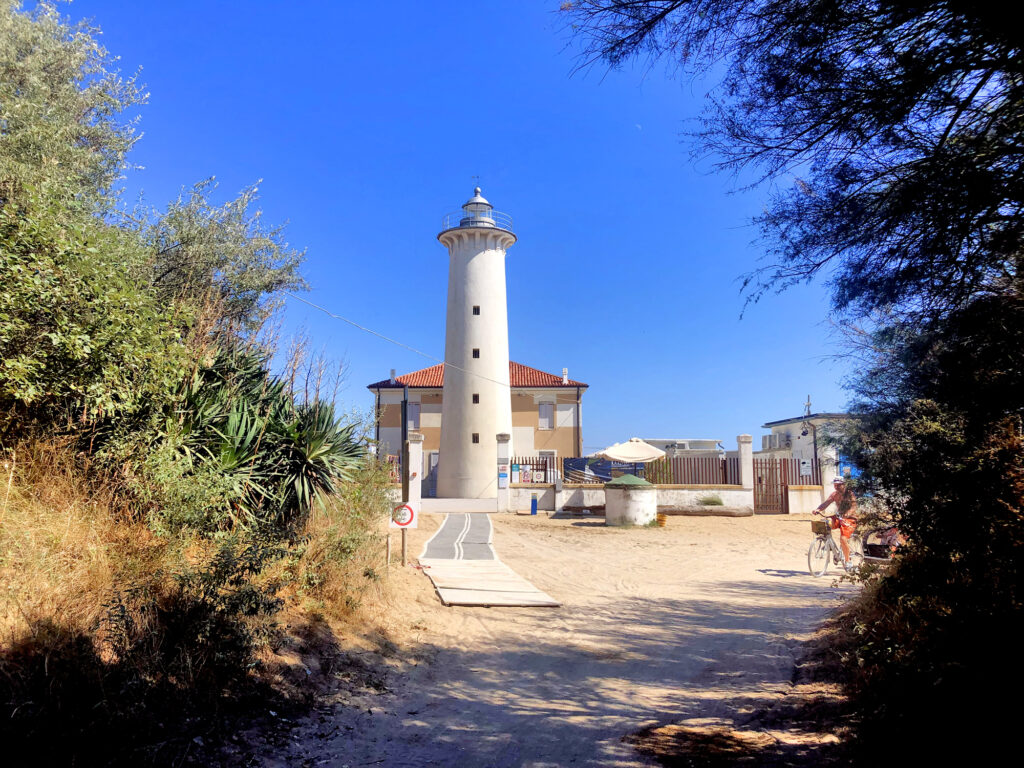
[846,535,865,570]
[808,536,829,576]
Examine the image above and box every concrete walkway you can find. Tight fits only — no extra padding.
[422,512,495,560]
[419,514,559,607]
[421,497,497,513]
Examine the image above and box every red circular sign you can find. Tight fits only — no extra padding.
[392,504,416,527]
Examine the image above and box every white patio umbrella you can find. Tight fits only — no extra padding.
[599,437,666,464]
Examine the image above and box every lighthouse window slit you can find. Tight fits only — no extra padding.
[472,306,480,315]
[472,394,479,404]
[472,348,480,358]
[472,433,479,444]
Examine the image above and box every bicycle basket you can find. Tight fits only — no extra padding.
[811,520,831,535]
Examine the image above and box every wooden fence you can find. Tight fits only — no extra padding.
[644,456,741,485]
[509,455,742,485]
[753,457,822,514]
[772,457,822,486]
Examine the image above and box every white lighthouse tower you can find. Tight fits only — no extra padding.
[436,188,516,498]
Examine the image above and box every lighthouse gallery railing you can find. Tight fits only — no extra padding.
[440,209,514,233]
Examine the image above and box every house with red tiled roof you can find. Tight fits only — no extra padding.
[367,361,587,495]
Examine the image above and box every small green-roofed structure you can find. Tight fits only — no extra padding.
[604,473,657,525]
[604,473,653,489]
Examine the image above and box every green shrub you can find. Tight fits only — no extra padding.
[839,399,1024,757]
[696,494,724,506]
[0,4,374,763]
[0,198,186,439]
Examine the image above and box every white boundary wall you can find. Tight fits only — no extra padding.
[511,485,556,511]
[509,484,753,513]
[787,485,824,515]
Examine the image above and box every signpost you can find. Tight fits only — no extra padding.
[388,427,419,568]
[390,501,418,566]
[391,503,418,528]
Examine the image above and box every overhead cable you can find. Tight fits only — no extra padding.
[284,292,511,389]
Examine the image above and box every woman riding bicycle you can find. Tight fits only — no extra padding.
[814,476,858,566]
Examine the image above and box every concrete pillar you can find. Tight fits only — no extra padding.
[496,433,511,513]
[737,434,754,490]
[407,432,424,507]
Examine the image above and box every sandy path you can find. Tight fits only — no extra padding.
[260,512,853,767]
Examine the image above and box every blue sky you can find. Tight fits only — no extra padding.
[69,0,850,453]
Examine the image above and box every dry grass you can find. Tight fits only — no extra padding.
[0,441,166,648]
[0,442,401,765]
[0,441,397,657]
[283,462,393,622]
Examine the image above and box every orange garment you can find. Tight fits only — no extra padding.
[820,487,858,537]
[837,516,857,538]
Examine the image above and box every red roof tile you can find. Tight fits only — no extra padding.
[367,361,587,390]
[509,361,587,388]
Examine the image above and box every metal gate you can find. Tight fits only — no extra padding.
[753,457,821,514]
[753,457,786,514]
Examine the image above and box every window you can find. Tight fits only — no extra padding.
[472,306,480,315]
[472,393,479,404]
[472,348,480,359]
[471,433,479,444]
[407,402,420,431]
[538,402,554,430]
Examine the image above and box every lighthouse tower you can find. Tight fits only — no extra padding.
[436,188,516,498]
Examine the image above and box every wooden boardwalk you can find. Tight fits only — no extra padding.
[419,514,559,608]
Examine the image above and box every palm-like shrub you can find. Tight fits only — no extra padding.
[272,402,361,528]
[150,346,362,538]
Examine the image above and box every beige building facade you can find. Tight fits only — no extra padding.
[368,361,587,495]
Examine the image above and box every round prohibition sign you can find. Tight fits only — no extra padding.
[391,503,416,528]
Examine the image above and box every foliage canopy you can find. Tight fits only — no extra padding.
[566,0,1024,322]
[0,1,144,210]
[0,196,186,436]
[138,178,307,335]
[566,0,1024,755]
[1,4,382,762]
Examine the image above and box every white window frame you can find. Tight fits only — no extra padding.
[538,402,554,430]
[407,402,421,431]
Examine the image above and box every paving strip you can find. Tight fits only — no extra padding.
[419,513,560,607]
[421,512,495,560]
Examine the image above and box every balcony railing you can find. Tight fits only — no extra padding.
[440,208,514,233]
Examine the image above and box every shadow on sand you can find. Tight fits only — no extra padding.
[261,577,850,767]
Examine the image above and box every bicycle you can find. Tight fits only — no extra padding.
[808,512,863,576]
